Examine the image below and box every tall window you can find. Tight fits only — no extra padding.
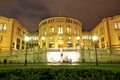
[58,26,63,34]
[16,38,20,49]
[0,24,6,31]
[114,22,120,29]
[67,27,71,34]
[50,26,54,33]
[22,40,25,49]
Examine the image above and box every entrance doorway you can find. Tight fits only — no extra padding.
[58,40,64,48]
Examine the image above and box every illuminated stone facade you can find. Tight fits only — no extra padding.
[39,17,82,48]
[91,15,120,50]
[0,15,120,51]
[0,16,29,51]
[0,15,120,63]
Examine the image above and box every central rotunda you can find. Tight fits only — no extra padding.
[39,17,82,48]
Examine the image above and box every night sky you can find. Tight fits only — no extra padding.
[0,0,120,32]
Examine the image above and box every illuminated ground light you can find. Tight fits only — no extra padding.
[47,52,80,63]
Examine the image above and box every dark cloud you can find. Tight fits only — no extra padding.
[0,0,120,31]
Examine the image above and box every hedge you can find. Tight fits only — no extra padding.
[0,68,120,80]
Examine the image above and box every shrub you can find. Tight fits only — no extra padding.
[0,68,119,80]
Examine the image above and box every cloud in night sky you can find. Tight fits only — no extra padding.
[0,0,120,32]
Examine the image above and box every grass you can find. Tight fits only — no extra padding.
[0,64,120,72]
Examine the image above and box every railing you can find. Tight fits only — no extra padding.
[0,48,120,64]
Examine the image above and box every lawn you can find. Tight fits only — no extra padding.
[0,64,120,72]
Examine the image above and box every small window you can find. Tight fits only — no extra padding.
[0,24,7,31]
[114,22,120,29]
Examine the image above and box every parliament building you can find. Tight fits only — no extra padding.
[0,15,120,51]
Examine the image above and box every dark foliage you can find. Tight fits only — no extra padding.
[0,68,120,80]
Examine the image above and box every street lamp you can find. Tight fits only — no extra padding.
[24,36,30,66]
[92,35,99,66]
[41,36,46,62]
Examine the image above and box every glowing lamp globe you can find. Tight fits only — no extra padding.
[92,35,98,41]
[25,36,30,42]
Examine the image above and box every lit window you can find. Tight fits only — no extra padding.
[0,24,2,30]
[82,35,87,39]
[50,27,54,33]
[58,27,60,34]
[45,32,46,35]
[0,24,7,31]
[3,24,6,30]
[51,27,54,32]
[34,36,37,40]
[36,36,39,40]
[58,27,63,34]
[67,27,71,34]
[89,35,92,39]
[118,23,120,28]
[67,27,69,33]
[76,36,80,40]
[114,23,117,29]
[114,22,120,29]
[70,28,71,34]
[34,36,39,40]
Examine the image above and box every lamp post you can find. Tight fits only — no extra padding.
[76,36,80,50]
[41,36,46,62]
[92,35,98,66]
[81,43,85,63]
[24,36,30,66]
